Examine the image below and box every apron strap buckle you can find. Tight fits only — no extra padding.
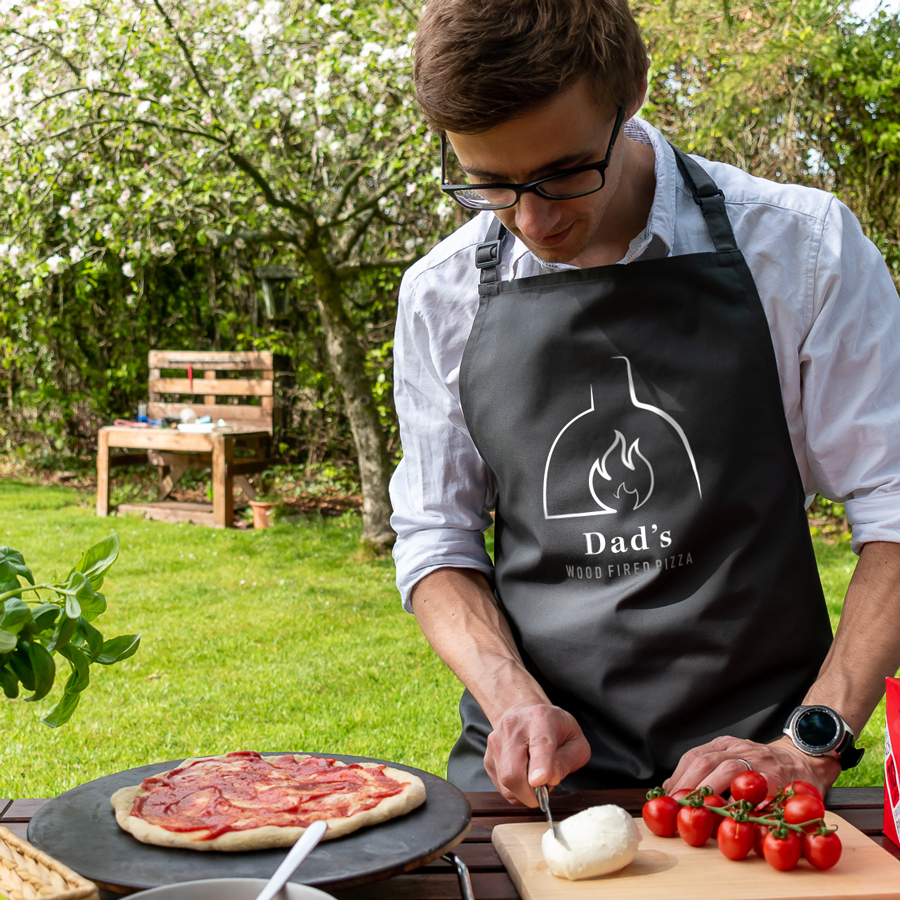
[475,240,502,269]
[695,188,726,211]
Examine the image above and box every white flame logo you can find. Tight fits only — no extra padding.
[542,356,701,521]
[588,431,654,513]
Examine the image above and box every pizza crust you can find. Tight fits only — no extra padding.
[110,754,427,851]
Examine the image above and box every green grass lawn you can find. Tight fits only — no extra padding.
[0,480,883,797]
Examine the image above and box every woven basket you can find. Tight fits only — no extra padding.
[0,825,98,900]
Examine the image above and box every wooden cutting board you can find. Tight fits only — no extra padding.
[492,812,900,900]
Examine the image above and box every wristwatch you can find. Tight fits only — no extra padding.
[783,705,865,770]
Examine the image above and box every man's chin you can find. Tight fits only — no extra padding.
[516,237,581,266]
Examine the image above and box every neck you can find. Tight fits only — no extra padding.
[570,135,657,269]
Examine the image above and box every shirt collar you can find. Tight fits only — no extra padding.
[506,116,678,277]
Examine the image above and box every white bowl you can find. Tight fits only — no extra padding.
[135,878,336,900]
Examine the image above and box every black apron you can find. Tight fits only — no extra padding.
[449,148,833,790]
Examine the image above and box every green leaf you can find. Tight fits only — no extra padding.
[0,665,19,699]
[70,534,119,590]
[59,644,90,694]
[78,588,107,622]
[0,547,34,590]
[30,603,60,634]
[9,645,35,691]
[41,689,81,728]
[0,629,17,654]
[97,633,141,665]
[0,598,33,635]
[65,593,81,620]
[47,611,78,652]
[58,571,106,622]
[26,642,55,701]
[75,618,104,661]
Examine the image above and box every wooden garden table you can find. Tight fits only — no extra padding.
[97,424,271,528]
[0,787,892,899]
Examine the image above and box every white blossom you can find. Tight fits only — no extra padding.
[122,261,135,277]
[84,69,102,89]
[46,254,66,274]
[69,246,85,263]
[118,188,131,206]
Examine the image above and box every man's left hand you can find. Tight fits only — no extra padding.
[664,734,841,798]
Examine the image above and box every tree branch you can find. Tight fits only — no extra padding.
[208,228,303,248]
[227,149,315,224]
[150,0,212,101]
[3,28,81,77]
[40,117,227,145]
[331,162,368,219]
[338,209,377,264]
[335,174,408,226]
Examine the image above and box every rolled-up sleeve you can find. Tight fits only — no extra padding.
[800,196,900,552]
[390,231,497,611]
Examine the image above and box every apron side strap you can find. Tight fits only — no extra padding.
[476,216,506,297]
[671,145,739,253]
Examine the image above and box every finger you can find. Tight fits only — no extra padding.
[484,744,529,806]
[666,737,753,793]
[493,726,540,806]
[553,732,592,787]
[526,734,561,789]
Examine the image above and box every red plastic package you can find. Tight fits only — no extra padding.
[884,677,900,848]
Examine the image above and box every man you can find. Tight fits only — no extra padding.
[389,0,900,808]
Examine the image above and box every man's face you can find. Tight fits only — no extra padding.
[445,79,631,267]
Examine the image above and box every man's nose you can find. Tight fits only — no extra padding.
[514,191,562,242]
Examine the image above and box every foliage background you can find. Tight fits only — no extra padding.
[1,0,898,495]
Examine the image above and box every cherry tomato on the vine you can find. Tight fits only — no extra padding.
[717,817,755,860]
[752,822,769,857]
[703,794,728,835]
[642,796,680,837]
[803,831,842,870]
[730,770,768,807]
[762,830,803,871]
[783,793,826,832]
[787,780,824,803]
[677,805,716,847]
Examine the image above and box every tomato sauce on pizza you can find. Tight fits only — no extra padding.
[131,751,407,839]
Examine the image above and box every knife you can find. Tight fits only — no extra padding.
[534,784,561,842]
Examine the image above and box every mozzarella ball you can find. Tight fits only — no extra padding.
[541,804,641,880]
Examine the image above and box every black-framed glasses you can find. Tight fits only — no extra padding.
[440,106,626,211]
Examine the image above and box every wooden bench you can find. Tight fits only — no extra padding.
[96,350,288,528]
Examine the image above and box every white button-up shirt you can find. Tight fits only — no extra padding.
[390,116,900,610]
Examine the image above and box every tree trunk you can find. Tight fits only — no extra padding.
[306,248,395,549]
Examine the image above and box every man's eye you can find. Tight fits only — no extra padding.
[540,170,604,198]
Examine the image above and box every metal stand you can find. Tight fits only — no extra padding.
[442,852,474,900]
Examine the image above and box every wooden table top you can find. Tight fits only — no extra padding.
[1,787,893,899]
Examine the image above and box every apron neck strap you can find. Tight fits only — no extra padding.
[671,145,738,253]
[476,215,507,296]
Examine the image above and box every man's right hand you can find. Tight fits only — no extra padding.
[484,703,592,806]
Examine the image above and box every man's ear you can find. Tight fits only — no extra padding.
[628,58,651,120]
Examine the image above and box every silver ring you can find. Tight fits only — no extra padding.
[736,758,753,771]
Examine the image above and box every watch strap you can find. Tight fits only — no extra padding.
[835,730,865,770]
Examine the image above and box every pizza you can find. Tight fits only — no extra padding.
[110,750,427,851]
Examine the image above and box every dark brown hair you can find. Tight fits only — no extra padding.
[414,0,647,134]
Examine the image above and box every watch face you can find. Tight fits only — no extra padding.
[796,708,840,750]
